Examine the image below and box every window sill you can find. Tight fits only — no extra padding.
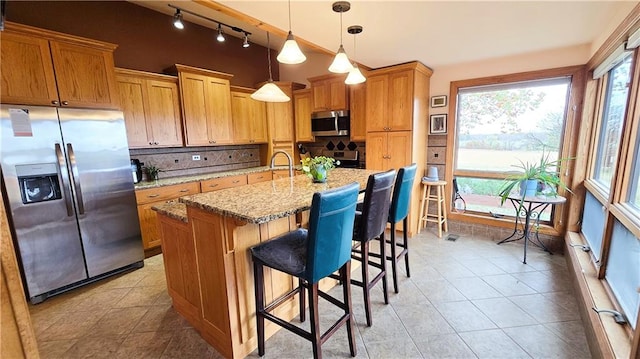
[565,231,633,358]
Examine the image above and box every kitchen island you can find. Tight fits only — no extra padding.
[153,168,374,359]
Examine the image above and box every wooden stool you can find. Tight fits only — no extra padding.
[418,180,448,237]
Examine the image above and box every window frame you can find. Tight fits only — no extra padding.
[446,66,585,234]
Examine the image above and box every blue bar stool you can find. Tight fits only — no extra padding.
[387,164,417,294]
[348,169,396,327]
[250,182,360,359]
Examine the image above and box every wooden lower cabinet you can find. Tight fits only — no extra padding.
[247,171,272,184]
[157,213,202,329]
[135,182,200,252]
[186,208,299,359]
[365,131,412,171]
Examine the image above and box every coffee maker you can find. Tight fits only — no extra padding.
[131,159,142,183]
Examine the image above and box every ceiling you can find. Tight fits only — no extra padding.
[130,1,636,69]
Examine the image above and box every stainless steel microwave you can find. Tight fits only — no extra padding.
[311,110,350,136]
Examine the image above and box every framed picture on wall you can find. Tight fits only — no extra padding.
[430,114,447,134]
[431,95,447,108]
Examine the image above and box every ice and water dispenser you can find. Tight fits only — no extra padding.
[16,163,63,205]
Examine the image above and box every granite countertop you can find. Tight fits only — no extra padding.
[152,200,188,223]
[180,168,376,224]
[135,165,297,190]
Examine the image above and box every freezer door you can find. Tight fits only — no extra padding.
[58,108,143,277]
[0,105,88,297]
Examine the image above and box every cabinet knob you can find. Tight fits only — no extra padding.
[179,189,190,192]
[154,142,159,145]
[147,194,160,198]
[209,184,219,188]
[61,101,69,106]
[232,180,240,184]
[51,100,59,105]
[149,142,153,145]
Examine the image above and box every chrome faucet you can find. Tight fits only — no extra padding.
[269,150,293,178]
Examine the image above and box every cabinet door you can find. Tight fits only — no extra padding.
[365,75,389,132]
[328,78,348,110]
[387,131,412,170]
[365,132,388,171]
[180,72,210,146]
[349,84,366,141]
[268,101,294,142]
[312,81,328,111]
[200,174,248,193]
[231,91,252,144]
[250,98,268,143]
[247,171,272,184]
[388,70,414,131]
[49,41,119,109]
[206,77,233,145]
[294,90,314,142]
[271,142,296,167]
[138,201,163,250]
[0,32,59,106]
[117,75,150,148]
[146,79,183,147]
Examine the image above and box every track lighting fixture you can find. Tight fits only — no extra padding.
[277,0,306,64]
[329,1,353,73]
[216,24,225,42]
[168,4,251,49]
[252,32,291,103]
[243,33,250,48]
[172,9,184,29]
[345,25,365,85]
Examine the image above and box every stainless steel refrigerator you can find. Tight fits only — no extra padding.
[0,105,144,303]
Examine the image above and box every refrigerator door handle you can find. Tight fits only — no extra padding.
[55,143,74,217]
[66,143,85,215]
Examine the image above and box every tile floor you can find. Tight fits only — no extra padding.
[31,229,591,358]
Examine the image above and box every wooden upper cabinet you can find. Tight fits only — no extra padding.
[116,68,183,148]
[349,83,366,141]
[293,89,314,142]
[365,69,414,132]
[309,74,348,111]
[172,64,233,146]
[1,22,119,109]
[231,87,267,144]
[266,83,296,142]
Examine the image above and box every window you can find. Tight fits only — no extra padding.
[453,76,571,219]
[628,136,640,211]
[593,54,633,190]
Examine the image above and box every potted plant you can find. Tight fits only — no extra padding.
[301,156,337,183]
[497,151,572,205]
[143,163,161,181]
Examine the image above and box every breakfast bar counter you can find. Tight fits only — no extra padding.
[154,169,374,359]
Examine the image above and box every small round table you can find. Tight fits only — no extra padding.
[497,194,566,264]
[418,179,448,237]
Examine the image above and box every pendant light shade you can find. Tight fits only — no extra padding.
[344,25,365,84]
[329,45,353,73]
[329,2,352,74]
[277,0,306,64]
[345,63,365,84]
[278,31,306,64]
[251,82,290,102]
[252,32,291,102]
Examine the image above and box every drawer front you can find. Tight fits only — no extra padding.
[247,171,272,184]
[135,182,200,205]
[200,174,248,193]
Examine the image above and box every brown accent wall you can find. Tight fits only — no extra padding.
[5,1,278,88]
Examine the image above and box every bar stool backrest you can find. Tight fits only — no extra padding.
[389,164,418,223]
[357,170,396,241]
[306,182,360,283]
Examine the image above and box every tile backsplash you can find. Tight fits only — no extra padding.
[299,136,366,167]
[130,145,260,180]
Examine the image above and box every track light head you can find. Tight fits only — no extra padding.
[173,9,184,30]
[217,24,225,42]
[243,33,250,48]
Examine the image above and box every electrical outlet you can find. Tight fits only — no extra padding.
[192,155,201,161]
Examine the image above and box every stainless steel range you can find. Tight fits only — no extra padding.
[321,150,361,168]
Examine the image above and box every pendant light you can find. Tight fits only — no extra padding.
[277,0,306,64]
[345,25,365,84]
[251,32,291,102]
[328,1,353,73]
